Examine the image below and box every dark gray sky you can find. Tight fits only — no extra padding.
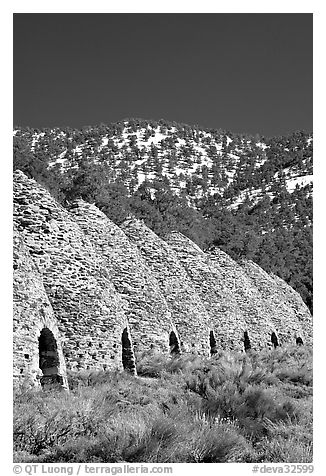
[13,13,312,137]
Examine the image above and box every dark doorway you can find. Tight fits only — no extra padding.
[296,336,304,346]
[271,332,279,348]
[121,328,137,374]
[209,330,218,356]
[38,328,63,388]
[169,331,181,355]
[243,331,251,352]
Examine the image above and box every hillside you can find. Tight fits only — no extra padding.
[13,118,313,310]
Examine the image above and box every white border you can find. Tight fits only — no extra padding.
[2,2,324,474]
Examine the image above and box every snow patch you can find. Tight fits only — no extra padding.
[256,142,269,151]
[286,175,313,192]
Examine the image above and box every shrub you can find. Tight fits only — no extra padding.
[13,345,312,463]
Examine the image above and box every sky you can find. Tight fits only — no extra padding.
[13,13,312,137]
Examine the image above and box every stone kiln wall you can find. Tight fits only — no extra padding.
[271,274,313,337]
[120,218,212,355]
[240,261,312,345]
[14,171,129,373]
[13,227,68,388]
[68,200,173,354]
[167,233,312,350]
[13,171,313,385]
[165,232,247,352]
[207,248,310,348]
[206,247,276,349]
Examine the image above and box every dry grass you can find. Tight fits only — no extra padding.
[13,345,312,463]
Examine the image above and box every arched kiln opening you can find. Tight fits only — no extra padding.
[243,331,251,352]
[38,328,64,388]
[169,330,181,355]
[121,328,137,375]
[296,336,304,346]
[209,330,218,356]
[271,332,279,348]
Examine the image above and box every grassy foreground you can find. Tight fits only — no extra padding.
[13,345,312,463]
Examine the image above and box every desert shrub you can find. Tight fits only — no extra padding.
[13,345,312,463]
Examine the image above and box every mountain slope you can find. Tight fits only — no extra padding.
[13,118,313,310]
[13,170,312,365]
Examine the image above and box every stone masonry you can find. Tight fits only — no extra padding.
[13,171,313,387]
[240,260,312,345]
[165,231,247,351]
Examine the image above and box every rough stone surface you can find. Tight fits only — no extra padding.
[120,217,212,355]
[14,171,130,375]
[208,247,311,347]
[165,231,247,351]
[13,171,313,386]
[166,232,313,350]
[68,200,173,354]
[240,260,312,345]
[207,246,277,349]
